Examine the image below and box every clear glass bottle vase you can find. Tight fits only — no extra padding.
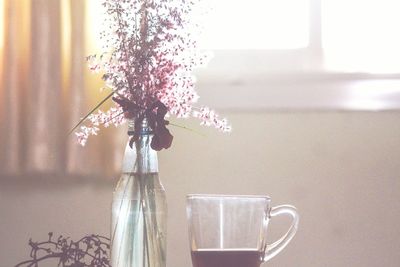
[111,119,167,267]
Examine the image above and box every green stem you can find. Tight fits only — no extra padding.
[169,122,207,137]
[67,91,114,135]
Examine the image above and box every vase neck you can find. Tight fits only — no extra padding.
[127,117,152,136]
[122,119,158,174]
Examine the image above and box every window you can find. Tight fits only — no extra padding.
[195,0,400,110]
[199,0,310,49]
[322,0,400,73]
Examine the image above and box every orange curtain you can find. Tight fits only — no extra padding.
[0,0,124,179]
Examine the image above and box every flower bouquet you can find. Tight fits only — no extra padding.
[71,0,230,266]
[73,0,230,148]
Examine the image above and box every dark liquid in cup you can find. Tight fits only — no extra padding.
[191,249,262,267]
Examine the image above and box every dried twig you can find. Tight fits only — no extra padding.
[15,233,111,267]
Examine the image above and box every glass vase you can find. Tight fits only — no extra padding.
[111,119,167,267]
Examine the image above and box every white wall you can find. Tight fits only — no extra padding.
[1,111,400,267]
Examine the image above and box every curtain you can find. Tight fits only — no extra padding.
[0,0,124,179]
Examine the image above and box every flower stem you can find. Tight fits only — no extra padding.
[67,91,114,136]
[169,122,206,137]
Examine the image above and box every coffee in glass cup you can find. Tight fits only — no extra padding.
[186,194,299,267]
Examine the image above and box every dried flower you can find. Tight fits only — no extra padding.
[15,233,110,267]
[75,0,231,149]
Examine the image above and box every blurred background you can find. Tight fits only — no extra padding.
[1,0,400,266]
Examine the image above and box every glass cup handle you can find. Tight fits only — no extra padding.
[263,205,299,262]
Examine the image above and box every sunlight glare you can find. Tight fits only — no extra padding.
[323,0,400,73]
[199,0,309,49]
[0,0,4,50]
[85,0,106,53]
[344,80,400,110]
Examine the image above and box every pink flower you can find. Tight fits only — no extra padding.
[193,107,231,133]
[76,0,231,147]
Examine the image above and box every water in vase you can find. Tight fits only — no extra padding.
[111,172,167,267]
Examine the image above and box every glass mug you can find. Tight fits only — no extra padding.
[187,194,299,267]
